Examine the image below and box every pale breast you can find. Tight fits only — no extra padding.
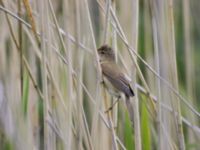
[101,62,134,97]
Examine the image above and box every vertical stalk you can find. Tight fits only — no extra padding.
[150,0,172,149]
[40,0,50,148]
[183,0,196,144]
[111,0,118,130]
[18,0,23,98]
[149,0,162,149]
[84,0,102,149]
[131,0,141,149]
[168,0,185,149]
[103,0,111,44]
[75,0,83,149]
[103,86,118,150]
[63,0,73,149]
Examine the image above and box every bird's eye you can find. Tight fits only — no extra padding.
[101,51,105,54]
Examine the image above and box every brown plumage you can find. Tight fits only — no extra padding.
[101,62,134,97]
[98,44,135,126]
[98,45,134,98]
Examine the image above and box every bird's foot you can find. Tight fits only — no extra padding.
[105,96,121,113]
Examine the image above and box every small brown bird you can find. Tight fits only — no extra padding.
[98,44,134,98]
[98,45,135,125]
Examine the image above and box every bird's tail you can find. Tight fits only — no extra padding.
[125,96,134,128]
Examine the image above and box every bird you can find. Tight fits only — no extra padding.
[97,44,135,124]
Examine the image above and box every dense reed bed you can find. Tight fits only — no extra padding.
[0,0,200,149]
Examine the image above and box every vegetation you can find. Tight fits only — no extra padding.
[0,0,200,149]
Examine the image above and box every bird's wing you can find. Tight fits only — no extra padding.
[101,62,134,97]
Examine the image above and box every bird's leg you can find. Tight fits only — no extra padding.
[105,95,121,113]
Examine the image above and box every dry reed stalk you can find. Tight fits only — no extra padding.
[40,0,52,148]
[167,0,185,149]
[131,0,142,150]
[183,0,198,144]
[151,2,163,149]
[74,0,84,149]
[83,0,103,149]
[111,0,118,134]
